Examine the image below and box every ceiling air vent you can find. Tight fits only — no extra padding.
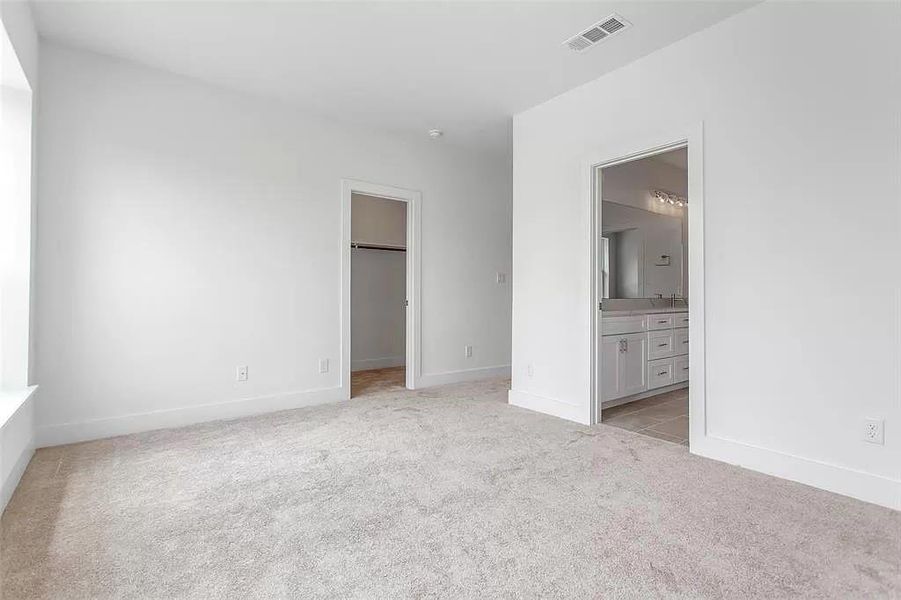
[563,14,631,53]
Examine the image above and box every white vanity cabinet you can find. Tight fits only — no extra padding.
[601,331,648,401]
[601,310,689,403]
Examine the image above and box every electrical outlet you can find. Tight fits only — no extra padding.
[319,358,329,374]
[527,364,534,377]
[236,365,248,382]
[464,345,473,358]
[496,272,507,284]
[862,418,884,445]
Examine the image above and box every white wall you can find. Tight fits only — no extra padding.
[0,0,38,513]
[511,2,900,508]
[351,193,406,371]
[35,43,512,446]
[351,249,406,371]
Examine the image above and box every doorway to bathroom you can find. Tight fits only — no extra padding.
[595,146,691,446]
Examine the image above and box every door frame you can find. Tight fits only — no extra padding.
[586,123,706,449]
[340,179,422,398]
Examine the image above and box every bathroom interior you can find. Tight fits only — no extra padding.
[599,147,690,445]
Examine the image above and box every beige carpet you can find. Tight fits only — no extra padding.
[2,379,898,599]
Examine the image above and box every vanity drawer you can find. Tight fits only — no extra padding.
[647,330,675,360]
[648,358,675,389]
[674,355,690,383]
[647,314,675,331]
[673,328,689,356]
[675,313,690,328]
[602,315,647,336]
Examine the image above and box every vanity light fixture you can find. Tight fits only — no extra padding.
[654,190,687,207]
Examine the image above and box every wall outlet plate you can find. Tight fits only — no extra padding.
[862,418,884,445]
[236,365,248,382]
[464,345,473,358]
[319,358,329,374]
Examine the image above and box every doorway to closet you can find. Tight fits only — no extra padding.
[340,179,421,400]
[350,193,407,397]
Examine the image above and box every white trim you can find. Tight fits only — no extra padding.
[351,356,405,372]
[341,179,422,398]
[418,365,510,388]
[509,389,589,425]
[585,123,704,434]
[0,387,36,513]
[693,434,901,511]
[37,386,344,448]
[1,438,33,514]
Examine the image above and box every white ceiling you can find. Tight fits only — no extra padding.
[31,1,756,155]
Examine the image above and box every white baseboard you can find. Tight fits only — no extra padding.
[1,437,34,514]
[692,434,901,511]
[1,387,37,514]
[417,365,510,388]
[37,386,345,448]
[351,355,405,372]
[508,389,590,425]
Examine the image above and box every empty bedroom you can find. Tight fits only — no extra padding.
[1,1,898,598]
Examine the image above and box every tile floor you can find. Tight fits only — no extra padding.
[601,388,689,445]
[351,366,406,397]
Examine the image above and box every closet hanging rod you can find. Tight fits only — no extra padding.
[350,242,406,252]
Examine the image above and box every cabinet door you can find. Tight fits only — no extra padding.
[601,336,624,401]
[620,332,648,397]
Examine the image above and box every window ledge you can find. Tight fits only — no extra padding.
[0,386,37,427]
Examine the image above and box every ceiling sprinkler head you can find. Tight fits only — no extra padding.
[428,129,444,139]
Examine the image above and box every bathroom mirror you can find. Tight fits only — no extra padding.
[601,201,684,299]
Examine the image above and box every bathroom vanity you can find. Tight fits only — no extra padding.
[598,177,689,408]
[601,308,688,406]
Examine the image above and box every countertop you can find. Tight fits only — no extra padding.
[601,307,688,317]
